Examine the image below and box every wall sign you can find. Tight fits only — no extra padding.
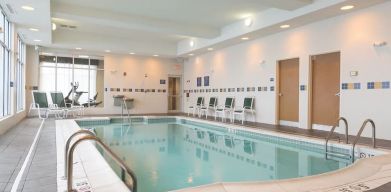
[160,79,166,84]
[204,76,209,86]
[197,77,202,87]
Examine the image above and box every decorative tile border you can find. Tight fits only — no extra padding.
[367,81,390,89]
[340,81,391,90]
[107,88,166,93]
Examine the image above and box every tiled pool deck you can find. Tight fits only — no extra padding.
[1,114,391,192]
[0,118,56,192]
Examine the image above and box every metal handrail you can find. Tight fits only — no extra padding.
[351,119,376,162]
[325,117,349,159]
[64,129,96,179]
[122,99,131,123]
[67,135,137,192]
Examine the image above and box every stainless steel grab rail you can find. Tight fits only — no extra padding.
[122,99,131,123]
[63,129,96,179]
[351,119,376,162]
[67,135,137,192]
[325,117,349,159]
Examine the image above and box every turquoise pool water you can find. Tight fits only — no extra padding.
[79,118,351,192]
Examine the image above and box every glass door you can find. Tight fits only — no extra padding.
[168,76,181,113]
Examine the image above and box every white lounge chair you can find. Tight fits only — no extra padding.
[200,97,217,118]
[215,97,234,122]
[188,97,204,116]
[50,91,84,118]
[233,97,255,124]
[28,91,65,119]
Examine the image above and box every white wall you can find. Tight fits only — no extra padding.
[83,54,183,115]
[183,2,391,139]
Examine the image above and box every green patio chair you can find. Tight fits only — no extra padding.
[28,91,65,119]
[188,97,204,117]
[200,97,217,119]
[233,97,255,124]
[50,91,84,118]
[215,97,234,122]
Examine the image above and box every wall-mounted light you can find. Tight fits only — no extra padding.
[373,41,387,47]
[21,5,34,11]
[340,5,354,11]
[244,18,252,27]
[280,24,290,29]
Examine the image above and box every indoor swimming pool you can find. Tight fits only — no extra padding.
[78,118,352,192]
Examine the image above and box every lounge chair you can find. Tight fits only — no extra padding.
[215,97,234,122]
[199,97,217,118]
[50,91,84,118]
[233,97,255,124]
[188,97,204,117]
[28,91,65,119]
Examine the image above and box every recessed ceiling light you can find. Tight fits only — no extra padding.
[78,55,89,58]
[340,5,354,10]
[105,50,111,53]
[241,37,249,40]
[280,24,290,29]
[153,54,159,57]
[29,28,39,32]
[21,6,34,11]
[129,52,135,55]
[33,39,41,42]
[244,18,252,27]
[189,40,195,47]
[52,23,57,31]
[188,53,194,56]
[207,48,213,51]
[75,47,82,50]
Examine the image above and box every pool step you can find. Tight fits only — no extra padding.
[326,150,352,161]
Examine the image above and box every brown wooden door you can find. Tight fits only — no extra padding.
[278,58,300,122]
[311,52,340,126]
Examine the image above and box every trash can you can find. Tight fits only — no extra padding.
[124,98,134,109]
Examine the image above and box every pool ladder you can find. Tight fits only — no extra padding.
[325,117,350,160]
[121,99,131,123]
[64,130,137,192]
[325,118,376,162]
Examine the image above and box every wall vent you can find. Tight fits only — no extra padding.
[59,24,77,30]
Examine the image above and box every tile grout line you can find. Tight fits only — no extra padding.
[10,119,45,192]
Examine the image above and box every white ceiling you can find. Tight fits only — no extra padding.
[1,0,389,57]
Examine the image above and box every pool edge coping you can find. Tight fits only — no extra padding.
[58,116,391,192]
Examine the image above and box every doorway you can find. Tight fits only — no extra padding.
[309,52,340,128]
[277,58,300,126]
[168,76,181,113]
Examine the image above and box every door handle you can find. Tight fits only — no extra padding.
[335,93,340,96]
[278,93,283,96]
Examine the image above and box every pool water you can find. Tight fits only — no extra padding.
[80,119,351,192]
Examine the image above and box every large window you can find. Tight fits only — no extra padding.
[39,55,104,107]
[16,35,26,111]
[0,10,11,117]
